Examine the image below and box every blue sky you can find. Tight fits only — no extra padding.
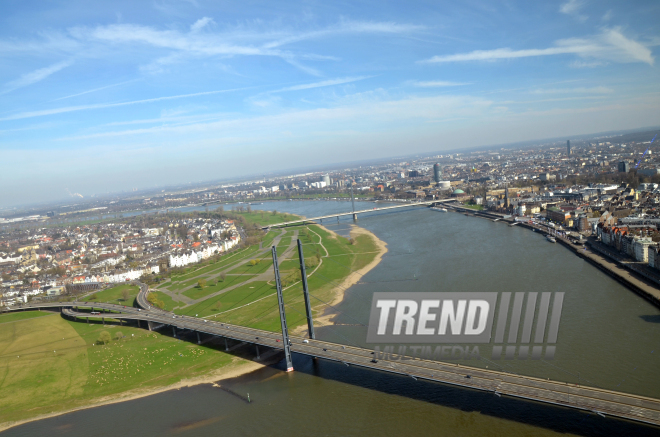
[1,0,659,207]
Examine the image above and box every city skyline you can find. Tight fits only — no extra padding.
[2,0,659,207]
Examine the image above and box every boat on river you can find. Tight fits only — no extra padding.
[547,235,556,243]
[430,207,447,212]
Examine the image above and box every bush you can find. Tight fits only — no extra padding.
[114,331,124,340]
[97,331,111,345]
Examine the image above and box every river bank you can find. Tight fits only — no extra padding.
[0,357,269,433]
[447,202,660,309]
[306,224,388,331]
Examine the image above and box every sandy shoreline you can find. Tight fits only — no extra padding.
[0,358,267,433]
[309,224,388,329]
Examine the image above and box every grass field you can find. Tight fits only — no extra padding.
[81,284,140,307]
[0,311,243,427]
[0,213,384,427]
[0,311,53,324]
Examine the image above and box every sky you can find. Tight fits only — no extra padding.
[1,0,659,208]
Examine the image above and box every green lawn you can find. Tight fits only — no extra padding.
[151,291,181,312]
[175,281,276,318]
[0,310,53,324]
[0,313,246,427]
[82,284,140,307]
[193,224,381,334]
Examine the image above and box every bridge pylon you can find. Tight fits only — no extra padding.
[272,246,294,372]
[297,239,315,339]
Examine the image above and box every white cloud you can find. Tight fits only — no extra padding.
[262,20,424,49]
[51,80,135,101]
[569,60,605,68]
[190,17,214,32]
[560,0,588,21]
[272,76,370,92]
[421,28,654,65]
[2,60,72,94]
[0,87,251,121]
[531,86,613,94]
[410,80,471,87]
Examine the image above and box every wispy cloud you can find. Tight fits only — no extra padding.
[2,60,72,95]
[190,17,214,32]
[420,28,653,65]
[272,76,371,92]
[560,0,588,22]
[262,20,425,49]
[50,80,136,102]
[569,60,606,68]
[531,86,614,94]
[409,80,471,87]
[0,87,252,121]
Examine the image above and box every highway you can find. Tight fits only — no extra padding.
[5,283,660,427]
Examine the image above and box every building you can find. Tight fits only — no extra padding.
[433,163,442,184]
[638,168,660,177]
[546,207,571,224]
[567,140,571,156]
[408,170,420,178]
[618,161,630,173]
[321,174,331,186]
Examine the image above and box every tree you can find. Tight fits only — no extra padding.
[249,259,260,266]
[247,204,252,213]
[97,331,111,345]
[121,289,130,302]
[349,237,356,245]
[198,279,207,288]
[272,209,277,216]
[220,273,226,282]
[114,331,124,340]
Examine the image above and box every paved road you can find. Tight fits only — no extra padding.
[5,282,660,427]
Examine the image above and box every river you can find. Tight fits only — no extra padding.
[4,200,660,436]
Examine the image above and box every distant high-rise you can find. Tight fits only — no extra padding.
[433,163,442,183]
[567,140,571,156]
[321,174,331,186]
[618,161,630,173]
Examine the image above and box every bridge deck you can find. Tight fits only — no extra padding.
[264,199,455,228]
[4,283,660,427]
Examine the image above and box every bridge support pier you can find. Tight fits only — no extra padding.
[172,326,177,338]
[353,213,357,221]
[224,338,229,351]
[120,318,123,326]
[102,317,105,326]
[255,345,260,360]
[137,319,141,328]
[86,317,89,324]
[197,332,201,344]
